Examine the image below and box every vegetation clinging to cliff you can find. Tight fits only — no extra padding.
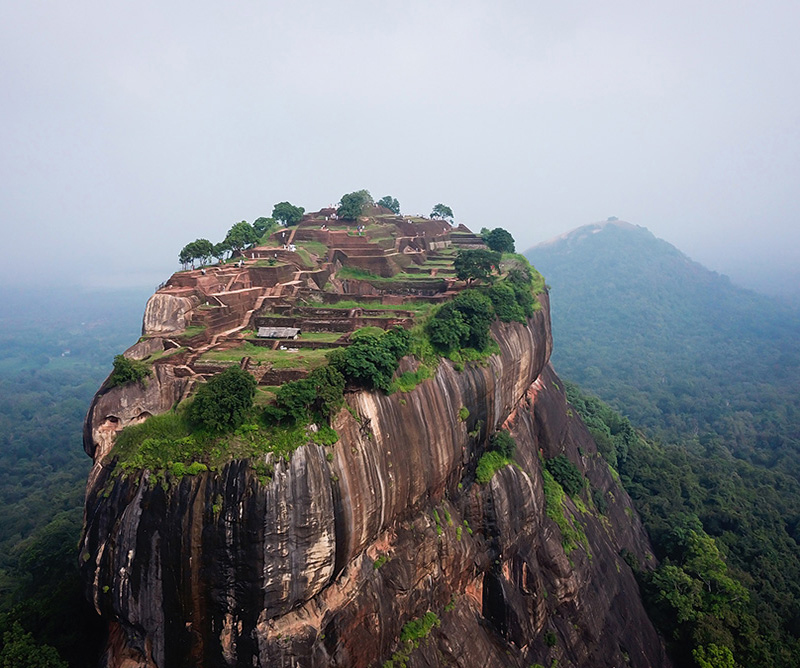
[566,382,800,667]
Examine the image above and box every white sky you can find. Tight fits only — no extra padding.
[1,0,798,294]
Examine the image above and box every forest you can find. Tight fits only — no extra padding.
[528,223,800,666]
[0,286,147,665]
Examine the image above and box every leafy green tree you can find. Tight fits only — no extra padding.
[253,217,278,237]
[193,238,214,266]
[327,327,409,392]
[453,249,501,285]
[693,644,736,668]
[224,221,259,253]
[490,430,516,458]
[337,190,372,221]
[212,240,230,264]
[545,455,584,496]
[483,227,515,253]
[108,355,151,388]
[377,195,400,214]
[189,366,256,432]
[0,623,67,668]
[427,290,495,353]
[426,306,469,352]
[430,203,453,220]
[271,202,305,227]
[275,378,317,423]
[487,282,525,323]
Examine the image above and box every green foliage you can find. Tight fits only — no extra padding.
[328,327,410,392]
[377,195,400,214]
[178,238,214,267]
[693,644,736,668]
[390,365,434,393]
[566,383,796,667]
[564,383,635,469]
[544,455,583,497]
[373,554,388,569]
[271,202,305,226]
[476,451,512,484]
[337,190,372,220]
[212,240,230,263]
[274,366,346,424]
[430,203,453,220]
[458,406,469,421]
[453,249,501,285]
[399,612,440,645]
[490,430,516,458]
[253,217,278,237]
[426,290,494,354]
[541,469,588,554]
[0,622,68,667]
[224,220,259,253]
[107,354,151,387]
[483,227,515,253]
[486,282,526,323]
[189,366,257,432]
[543,630,558,647]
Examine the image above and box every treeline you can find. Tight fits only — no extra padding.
[567,382,800,667]
[0,287,147,666]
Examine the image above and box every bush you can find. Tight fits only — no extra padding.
[487,282,526,323]
[189,366,257,432]
[545,454,584,497]
[490,430,516,458]
[328,327,410,392]
[483,227,515,253]
[108,354,151,387]
[426,290,494,353]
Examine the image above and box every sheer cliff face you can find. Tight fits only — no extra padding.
[80,294,669,668]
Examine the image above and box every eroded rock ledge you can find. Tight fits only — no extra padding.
[80,292,669,668]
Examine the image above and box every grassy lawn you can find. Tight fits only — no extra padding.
[298,331,343,342]
[200,342,330,369]
[295,240,329,257]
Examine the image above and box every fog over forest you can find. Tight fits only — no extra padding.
[1,1,799,299]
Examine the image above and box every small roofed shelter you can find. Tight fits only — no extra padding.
[257,326,301,339]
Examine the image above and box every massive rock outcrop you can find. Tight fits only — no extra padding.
[80,288,669,668]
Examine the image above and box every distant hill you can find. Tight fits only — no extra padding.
[526,220,800,471]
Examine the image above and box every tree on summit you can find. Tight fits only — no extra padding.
[430,203,453,221]
[178,238,214,268]
[453,249,501,285]
[337,190,373,221]
[224,221,259,254]
[271,202,305,227]
[377,195,400,214]
[483,227,515,253]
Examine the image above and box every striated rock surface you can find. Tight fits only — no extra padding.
[81,290,669,667]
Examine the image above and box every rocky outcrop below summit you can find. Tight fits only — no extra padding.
[80,293,669,667]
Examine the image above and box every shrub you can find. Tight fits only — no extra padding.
[189,366,257,432]
[400,612,440,645]
[328,327,410,392]
[483,227,516,253]
[108,354,151,387]
[490,430,516,458]
[487,282,526,323]
[545,455,584,497]
[458,406,470,421]
[426,290,494,353]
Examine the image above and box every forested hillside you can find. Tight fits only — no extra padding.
[0,287,147,665]
[527,222,800,665]
[527,221,800,472]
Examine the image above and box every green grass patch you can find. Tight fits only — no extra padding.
[476,451,512,484]
[175,324,207,340]
[295,240,329,257]
[541,469,590,555]
[389,364,435,393]
[110,403,339,479]
[200,342,330,370]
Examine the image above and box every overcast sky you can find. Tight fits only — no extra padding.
[1,1,798,295]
